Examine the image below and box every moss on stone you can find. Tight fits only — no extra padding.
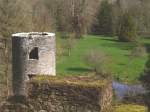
[114,104,147,112]
[26,75,112,112]
[29,74,110,88]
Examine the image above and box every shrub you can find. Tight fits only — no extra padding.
[140,55,150,88]
[140,55,150,111]
[56,41,64,58]
[61,32,70,39]
[83,49,110,77]
[130,45,147,58]
[118,12,137,42]
[57,33,77,57]
[63,34,77,56]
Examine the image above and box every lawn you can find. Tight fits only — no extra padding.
[114,104,147,112]
[57,35,150,83]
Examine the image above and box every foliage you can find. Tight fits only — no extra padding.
[47,0,100,38]
[83,49,109,77]
[29,0,55,32]
[56,36,64,58]
[63,35,77,56]
[111,0,150,36]
[130,44,147,58]
[0,0,55,37]
[92,0,114,35]
[140,55,150,88]
[139,0,150,36]
[140,55,150,111]
[0,0,28,37]
[123,93,145,105]
[0,0,150,37]
[118,12,137,42]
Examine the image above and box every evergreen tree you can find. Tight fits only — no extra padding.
[118,12,137,42]
[92,0,113,35]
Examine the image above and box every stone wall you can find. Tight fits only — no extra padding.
[0,76,113,112]
[27,76,112,112]
[12,32,56,78]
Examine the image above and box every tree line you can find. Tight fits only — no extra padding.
[0,0,150,40]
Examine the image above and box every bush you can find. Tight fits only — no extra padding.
[130,45,147,58]
[118,12,137,42]
[140,55,150,111]
[56,33,77,57]
[140,55,150,88]
[56,41,64,58]
[83,49,110,77]
[63,35,77,56]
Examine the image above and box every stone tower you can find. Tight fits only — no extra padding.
[12,32,56,96]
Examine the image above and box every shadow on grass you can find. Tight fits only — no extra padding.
[118,63,127,66]
[99,37,135,51]
[67,67,91,73]
[100,38,120,42]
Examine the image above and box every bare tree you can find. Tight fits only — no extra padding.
[64,34,76,56]
[0,0,32,37]
[29,0,55,32]
[45,0,100,38]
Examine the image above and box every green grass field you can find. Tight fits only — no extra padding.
[114,104,147,112]
[57,35,150,83]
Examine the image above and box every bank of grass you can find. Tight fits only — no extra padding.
[57,35,150,83]
[114,104,147,112]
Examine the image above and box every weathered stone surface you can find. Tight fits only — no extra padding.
[0,101,34,112]
[27,76,113,112]
[12,32,56,96]
[0,76,112,112]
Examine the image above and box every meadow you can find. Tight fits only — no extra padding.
[57,35,150,83]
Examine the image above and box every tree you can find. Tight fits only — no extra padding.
[92,0,114,35]
[67,0,100,38]
[118,12,137,42]
[0,0,32,37]
[140,0,150,36]
[45,0,100,39]
[0,38,9,101]
[30,0,55,32]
